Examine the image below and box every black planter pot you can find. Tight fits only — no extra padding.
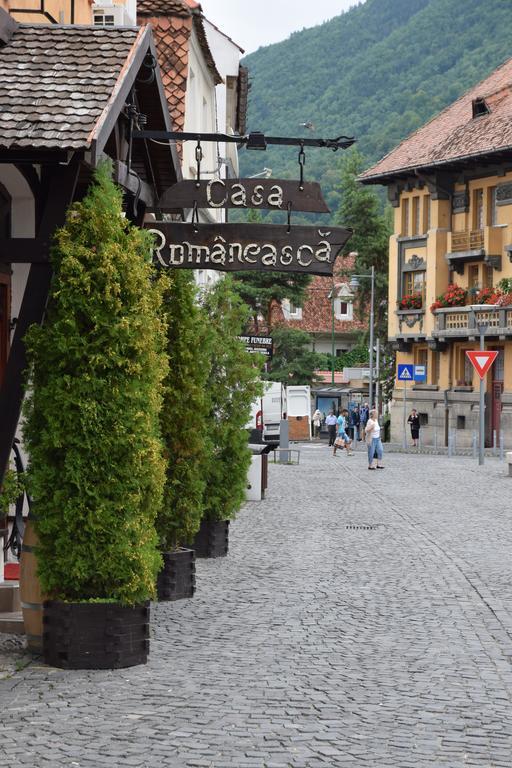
[189,519,229,558]
[157,548,196,601]
[43,600,150,670]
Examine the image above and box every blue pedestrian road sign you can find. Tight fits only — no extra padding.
[413,364,427,382]
[397,364,414,381]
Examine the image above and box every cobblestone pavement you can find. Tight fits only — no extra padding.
[1,446,512,767]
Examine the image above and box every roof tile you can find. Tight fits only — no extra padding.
[0,24,141,150]
[361,56,512,181]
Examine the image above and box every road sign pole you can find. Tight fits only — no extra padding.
[403,379,407,450]
[479,330,485,466]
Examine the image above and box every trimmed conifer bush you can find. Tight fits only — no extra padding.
[201,277,263,523]
[23,164,167,605]
[158,270,212,549]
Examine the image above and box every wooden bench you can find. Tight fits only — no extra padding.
[507,452,512,477]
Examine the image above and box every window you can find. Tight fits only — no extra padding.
[423,195,431,233]
[93,11,115,25]
[483,265,494,290]
[488,186,498,226]
[414,346,428,379]
[283,299,302,320]
[473,188,484,230]
[457,415,466,430]
[401,198,409,236]
[468,264,480,290]
[457,348,473,386]
[403,270,426,300]
[494,350,504,381]
[334,299,353,320]
[412,196,420,235]
[431,350,440,385]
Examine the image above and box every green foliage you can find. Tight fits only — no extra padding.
[241,0,512,212]
[497,277,512,294]
[23,163,167,605]
[335,148,391,340]
[0,469,24,515]
[267,326,321,385]
[202,278,263,522]
[158,271,212,550]
[314,338,370,372]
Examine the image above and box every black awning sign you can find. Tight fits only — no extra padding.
[146,222,352,276]
[238,335,273,357]
[158,178,330,213]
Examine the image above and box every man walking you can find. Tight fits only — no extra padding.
[325,410,337,447]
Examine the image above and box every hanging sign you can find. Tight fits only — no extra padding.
[465,350,499,379]
[238,335,273,357]
[158,179,330,213]
[145,223,352,276]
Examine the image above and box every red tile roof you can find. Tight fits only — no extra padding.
[361,56,512,182]
[270,254,366,335]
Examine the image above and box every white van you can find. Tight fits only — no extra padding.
[262,381,287,446]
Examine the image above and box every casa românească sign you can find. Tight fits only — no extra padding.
[146,222,352,276]
[158,178,330,213]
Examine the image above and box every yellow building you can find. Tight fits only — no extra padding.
[361,59,512,448]
[0,0,133,26]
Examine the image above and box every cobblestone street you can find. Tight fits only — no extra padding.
[2,446,512,767]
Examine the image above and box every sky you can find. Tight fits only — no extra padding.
[200,0,357,54]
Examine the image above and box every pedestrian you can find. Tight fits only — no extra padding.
[312,408,323,439]
[407,408,420,448]
[351,406,360,441]
[359,402,369,441]
[365,408,384,470]
[333,409,353,457]
[325,410,337,447]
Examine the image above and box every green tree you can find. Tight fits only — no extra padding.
[202,277,263,522]
[24,164,166,605]
[268,325,321,385]
[335,148,391,340]
[232,210,311,330]
[158,271,212,550]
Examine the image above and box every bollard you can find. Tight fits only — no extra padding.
[500,432,505,462]
[472,431,477,460]
[493,429,497,456]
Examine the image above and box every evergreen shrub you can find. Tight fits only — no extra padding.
[24,164,167,605]
[202,278,263,523]
[158,270,212,550]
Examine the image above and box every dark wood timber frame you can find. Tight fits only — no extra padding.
[0,29,179,486]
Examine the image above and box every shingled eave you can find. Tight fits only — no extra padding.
[89,25,151,163]
[359,54,512,186]
[191,8,223,85]
[359,141,512,186]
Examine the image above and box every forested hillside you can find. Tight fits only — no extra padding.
[241,0,512,216]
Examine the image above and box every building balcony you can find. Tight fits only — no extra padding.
[446,227,504,273]
[432,305,512,339]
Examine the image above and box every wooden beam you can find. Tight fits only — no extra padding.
[0,158,80,482]
[114,160,156,207]
[0,238,50,263]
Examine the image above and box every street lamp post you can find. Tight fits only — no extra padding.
[349,265,376,408]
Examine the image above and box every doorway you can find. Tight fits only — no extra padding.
[490,348,504,446]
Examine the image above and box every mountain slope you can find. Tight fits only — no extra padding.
[241,0,512,216]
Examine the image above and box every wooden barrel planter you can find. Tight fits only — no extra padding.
[43,601,150,670]
[157,548,195,602]
[19,518,45,654]
[188,519,229,559]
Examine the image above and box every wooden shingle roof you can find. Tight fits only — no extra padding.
[0,24,146,151]
[361,56,512,183]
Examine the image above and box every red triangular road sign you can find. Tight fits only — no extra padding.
[465,350,499,379]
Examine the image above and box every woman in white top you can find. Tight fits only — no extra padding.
[364,408,384,470]
[312,409,323,439]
